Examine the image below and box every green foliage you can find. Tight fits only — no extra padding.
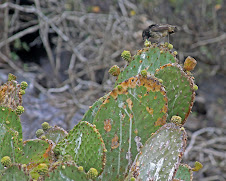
[0,38,200,180]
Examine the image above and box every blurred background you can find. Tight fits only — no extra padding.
[0,0,225,180]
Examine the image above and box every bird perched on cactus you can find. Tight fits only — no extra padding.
[142,24,178,42]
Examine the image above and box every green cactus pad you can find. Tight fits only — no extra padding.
[0,107,23,140]
[0,124,22,169]
[155,63,195,124]
[175,164,193,181]
[43,126,68,144]
[93,75,168,180]
[81,93,109,124]
[127,123,187,181]
[18,139,54,167]
[45,162,88,181]
[55,121,106,175]
[116,45,177,86]
[0,80,23,111]
[0,165,29,181]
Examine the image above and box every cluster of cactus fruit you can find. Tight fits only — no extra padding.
[0,40,203,181]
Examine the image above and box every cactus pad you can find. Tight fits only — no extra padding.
[116,44,177,85]
[127,123,187,181]
[81,93,109,124]
[0,124,22,169]
[93,75,168,180]
[155,63,195,124]
[175,164,193,181]
[18,139,54,166]
[45,162,88,181]
[0,107,23,140]
[42,126,68,144]
[55,121,106,175]
[0,165,29,181]
[0,79,23,111]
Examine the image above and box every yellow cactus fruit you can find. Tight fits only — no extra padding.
[184,56,197,71]
[144,40,151,47]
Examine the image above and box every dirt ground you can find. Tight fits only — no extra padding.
[0,0,225,180]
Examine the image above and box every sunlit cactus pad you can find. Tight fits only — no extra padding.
[93,75,168,180]
[82,93,109,124]
[155,63,195,124]
[18,139,54,166]
[175,164,193,181]
[116,44,177,86]
[43,126,68,144]
[127,123,187,181]
[0,165,29,181]
[55,121,106,175]
[45,162,88,181]
[0,80,23,110]
[0,107,23,140]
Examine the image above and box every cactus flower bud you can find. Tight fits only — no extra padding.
[171,115,182,125]
[141,69,147,77]
[121,50,132,62]
[36,129,44,138]
[109,65,120,76]
[1,156,12,167]
[87,168,98,179]
[42,122,50,131]
[20,81,28,90]
[16,106,25,115]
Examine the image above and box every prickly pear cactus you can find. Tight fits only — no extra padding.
[93,75,168,180]
[126,123,187,181]
[0,37,201,181]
